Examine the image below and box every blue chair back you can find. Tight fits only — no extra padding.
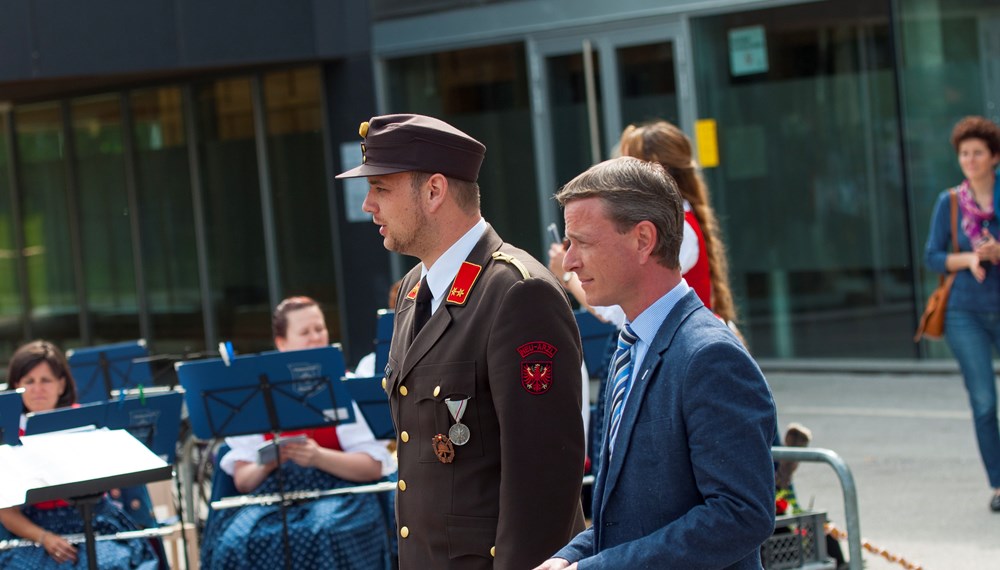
[574,310,617,380]
[374,310,394,375]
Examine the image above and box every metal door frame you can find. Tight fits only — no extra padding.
[527,19,694,243]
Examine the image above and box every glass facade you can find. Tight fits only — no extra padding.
[16,103,81,346]
[384,43,542,257]
[0,65,357,369]
[0,113,22,358]
[1,0,998,366]
[691,0,914,358]
[263,67,342,339]
[194,77,271,352]
[71,95,140,344]
[130,87,204,353]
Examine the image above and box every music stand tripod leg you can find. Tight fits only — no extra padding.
[72,493,104,570]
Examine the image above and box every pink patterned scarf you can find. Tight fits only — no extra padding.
[957,179,995,245]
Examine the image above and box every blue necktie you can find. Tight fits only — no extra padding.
[607,324,638,455]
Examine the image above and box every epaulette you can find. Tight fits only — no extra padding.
[491,251,530,279]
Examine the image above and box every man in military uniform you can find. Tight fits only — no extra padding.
[337,114,586,569]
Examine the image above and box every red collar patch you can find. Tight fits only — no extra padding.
[405,282,420,301]
[446,262,482,305]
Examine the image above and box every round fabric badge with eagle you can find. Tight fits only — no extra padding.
[517,341,558,395]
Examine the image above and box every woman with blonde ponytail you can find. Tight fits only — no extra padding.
[618,120,740,330]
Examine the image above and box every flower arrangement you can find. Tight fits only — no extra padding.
[775,488,799,516]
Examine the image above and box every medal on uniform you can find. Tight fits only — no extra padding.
[445,397,471,446]
[432,434,455,463]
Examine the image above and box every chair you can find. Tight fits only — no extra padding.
[374,309,395,375]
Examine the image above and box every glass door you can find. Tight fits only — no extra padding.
[529,22,692,237]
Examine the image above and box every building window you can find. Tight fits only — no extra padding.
[195,77,271,351]
[131,86,205,353]
[385,43,541,256]
[16,103,81,346]
[691,0,912,358]
[71,94,140,344]
[263,67,342,341]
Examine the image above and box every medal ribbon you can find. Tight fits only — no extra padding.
[445,398,468,423]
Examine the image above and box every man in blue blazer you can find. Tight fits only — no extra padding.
[535,157,777,570]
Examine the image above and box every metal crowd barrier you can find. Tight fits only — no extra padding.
[772,446,861,570]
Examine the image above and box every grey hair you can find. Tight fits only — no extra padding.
[555,156,683,269]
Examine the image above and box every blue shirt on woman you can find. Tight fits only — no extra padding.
[924,181,1000,313]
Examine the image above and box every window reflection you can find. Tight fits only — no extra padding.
[691,0,912,358]
[264,67,341,341]
[16,103,80,345]
[131,87,204,353]
[195,78,271,352]
[0,113,22,358]
[71,95,139,344]
[385,44,541,257]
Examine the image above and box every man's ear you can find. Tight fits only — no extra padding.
[634,220,658,263]
[275,336,287,351]
[425,173,449,213]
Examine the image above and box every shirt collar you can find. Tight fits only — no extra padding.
[627,279,691,347]
[421,217,488,306]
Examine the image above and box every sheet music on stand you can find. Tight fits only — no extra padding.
[67,340,154,404]
[24,392,184,464]
[0,390,23,447]
[175,344,357,570]
[0,429,172,509]
[0,429,172,570]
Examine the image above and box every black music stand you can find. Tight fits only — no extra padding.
[0,390,23,447]
[67,341,154,404]
[0,429,172,570]
[176,345,355,570]
[341,376,394,440]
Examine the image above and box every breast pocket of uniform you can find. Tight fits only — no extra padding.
[411,361,483,463]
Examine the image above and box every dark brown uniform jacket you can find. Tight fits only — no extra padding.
[385,225,586,569]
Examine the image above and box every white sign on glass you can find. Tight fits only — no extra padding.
[729,26,768,77]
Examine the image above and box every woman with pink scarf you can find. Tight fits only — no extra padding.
[924,115,1000,512]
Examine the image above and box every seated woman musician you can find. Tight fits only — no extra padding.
[201,296,395,570]
[0,340,159,570]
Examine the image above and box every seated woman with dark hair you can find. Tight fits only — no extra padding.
[201,296,395,570]
[0,340,159,570]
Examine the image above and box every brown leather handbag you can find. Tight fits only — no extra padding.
[914,189,959,342]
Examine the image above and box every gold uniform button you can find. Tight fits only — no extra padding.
[401,431,409,443]
[399,385,408,396]
[397,480,406,492]
[490,546,495,557]
[400,526,409,539]
[381,378,387,390]
[433,386,441,397]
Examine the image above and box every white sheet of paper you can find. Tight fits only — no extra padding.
[0,428,169,509]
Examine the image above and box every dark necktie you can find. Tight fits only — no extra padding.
[412,277,432,337]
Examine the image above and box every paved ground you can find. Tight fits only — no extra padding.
[768,370,1000,570]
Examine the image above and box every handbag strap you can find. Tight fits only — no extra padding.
[949,188,959,253]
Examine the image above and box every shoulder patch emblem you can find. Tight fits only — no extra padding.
[517,341,558,395]
[446,262,482,305]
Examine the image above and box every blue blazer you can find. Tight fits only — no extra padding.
[555,291,777,569]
